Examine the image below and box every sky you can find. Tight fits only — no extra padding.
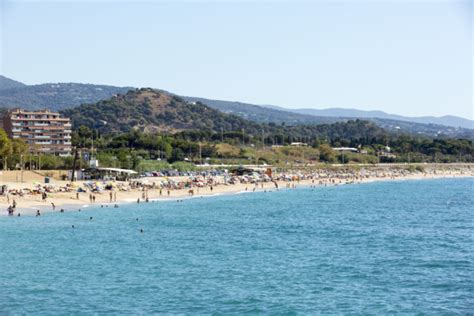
[0,0,472,119]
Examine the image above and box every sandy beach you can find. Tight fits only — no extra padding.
[1,164,472,216]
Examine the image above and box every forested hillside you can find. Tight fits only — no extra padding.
[61,88,262,134]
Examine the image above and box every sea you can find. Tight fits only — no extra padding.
[1,178,473,314]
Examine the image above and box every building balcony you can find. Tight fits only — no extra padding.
[34,141,52,145]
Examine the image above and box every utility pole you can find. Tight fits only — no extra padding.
[160,135,164,160]
[91,132,94,159]
[71,147,79,182]
[221,127,224,142]
[199,142,202,165]
[79,150,82,170]
[20,154,24,183]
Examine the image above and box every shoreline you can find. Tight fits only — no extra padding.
[2,170,472,217]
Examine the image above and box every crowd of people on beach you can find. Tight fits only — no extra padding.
[2,165,472,216]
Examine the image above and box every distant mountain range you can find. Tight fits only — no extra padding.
[0,75,132,111]
[0,75,26,90]
[184,96,473,130]
[269,106,473,130]
[0,75,472,139]
[183,97,474,139]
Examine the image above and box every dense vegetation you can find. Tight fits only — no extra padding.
[69,126,473,170]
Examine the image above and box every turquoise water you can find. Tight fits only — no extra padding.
[1,178,473,314]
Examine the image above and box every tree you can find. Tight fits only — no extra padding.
[170,148,185,163]
[0,128,12,169]
[319,144,336,163]
[9,139,29,169]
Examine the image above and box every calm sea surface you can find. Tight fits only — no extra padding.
[1,178,473,314]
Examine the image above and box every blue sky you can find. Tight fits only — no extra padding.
[0,0,472,119]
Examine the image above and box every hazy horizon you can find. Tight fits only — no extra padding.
[0,0,472,119]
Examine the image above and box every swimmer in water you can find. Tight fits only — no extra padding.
[36,210,41,216]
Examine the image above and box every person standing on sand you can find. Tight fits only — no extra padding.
[114,192,117,202]
[92,195,96,203]
[109,191,113,203]
[51,202,55,210]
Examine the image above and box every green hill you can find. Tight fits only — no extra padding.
[0,75,26,90]
[60,88,262,134]
[0,80,131,111]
